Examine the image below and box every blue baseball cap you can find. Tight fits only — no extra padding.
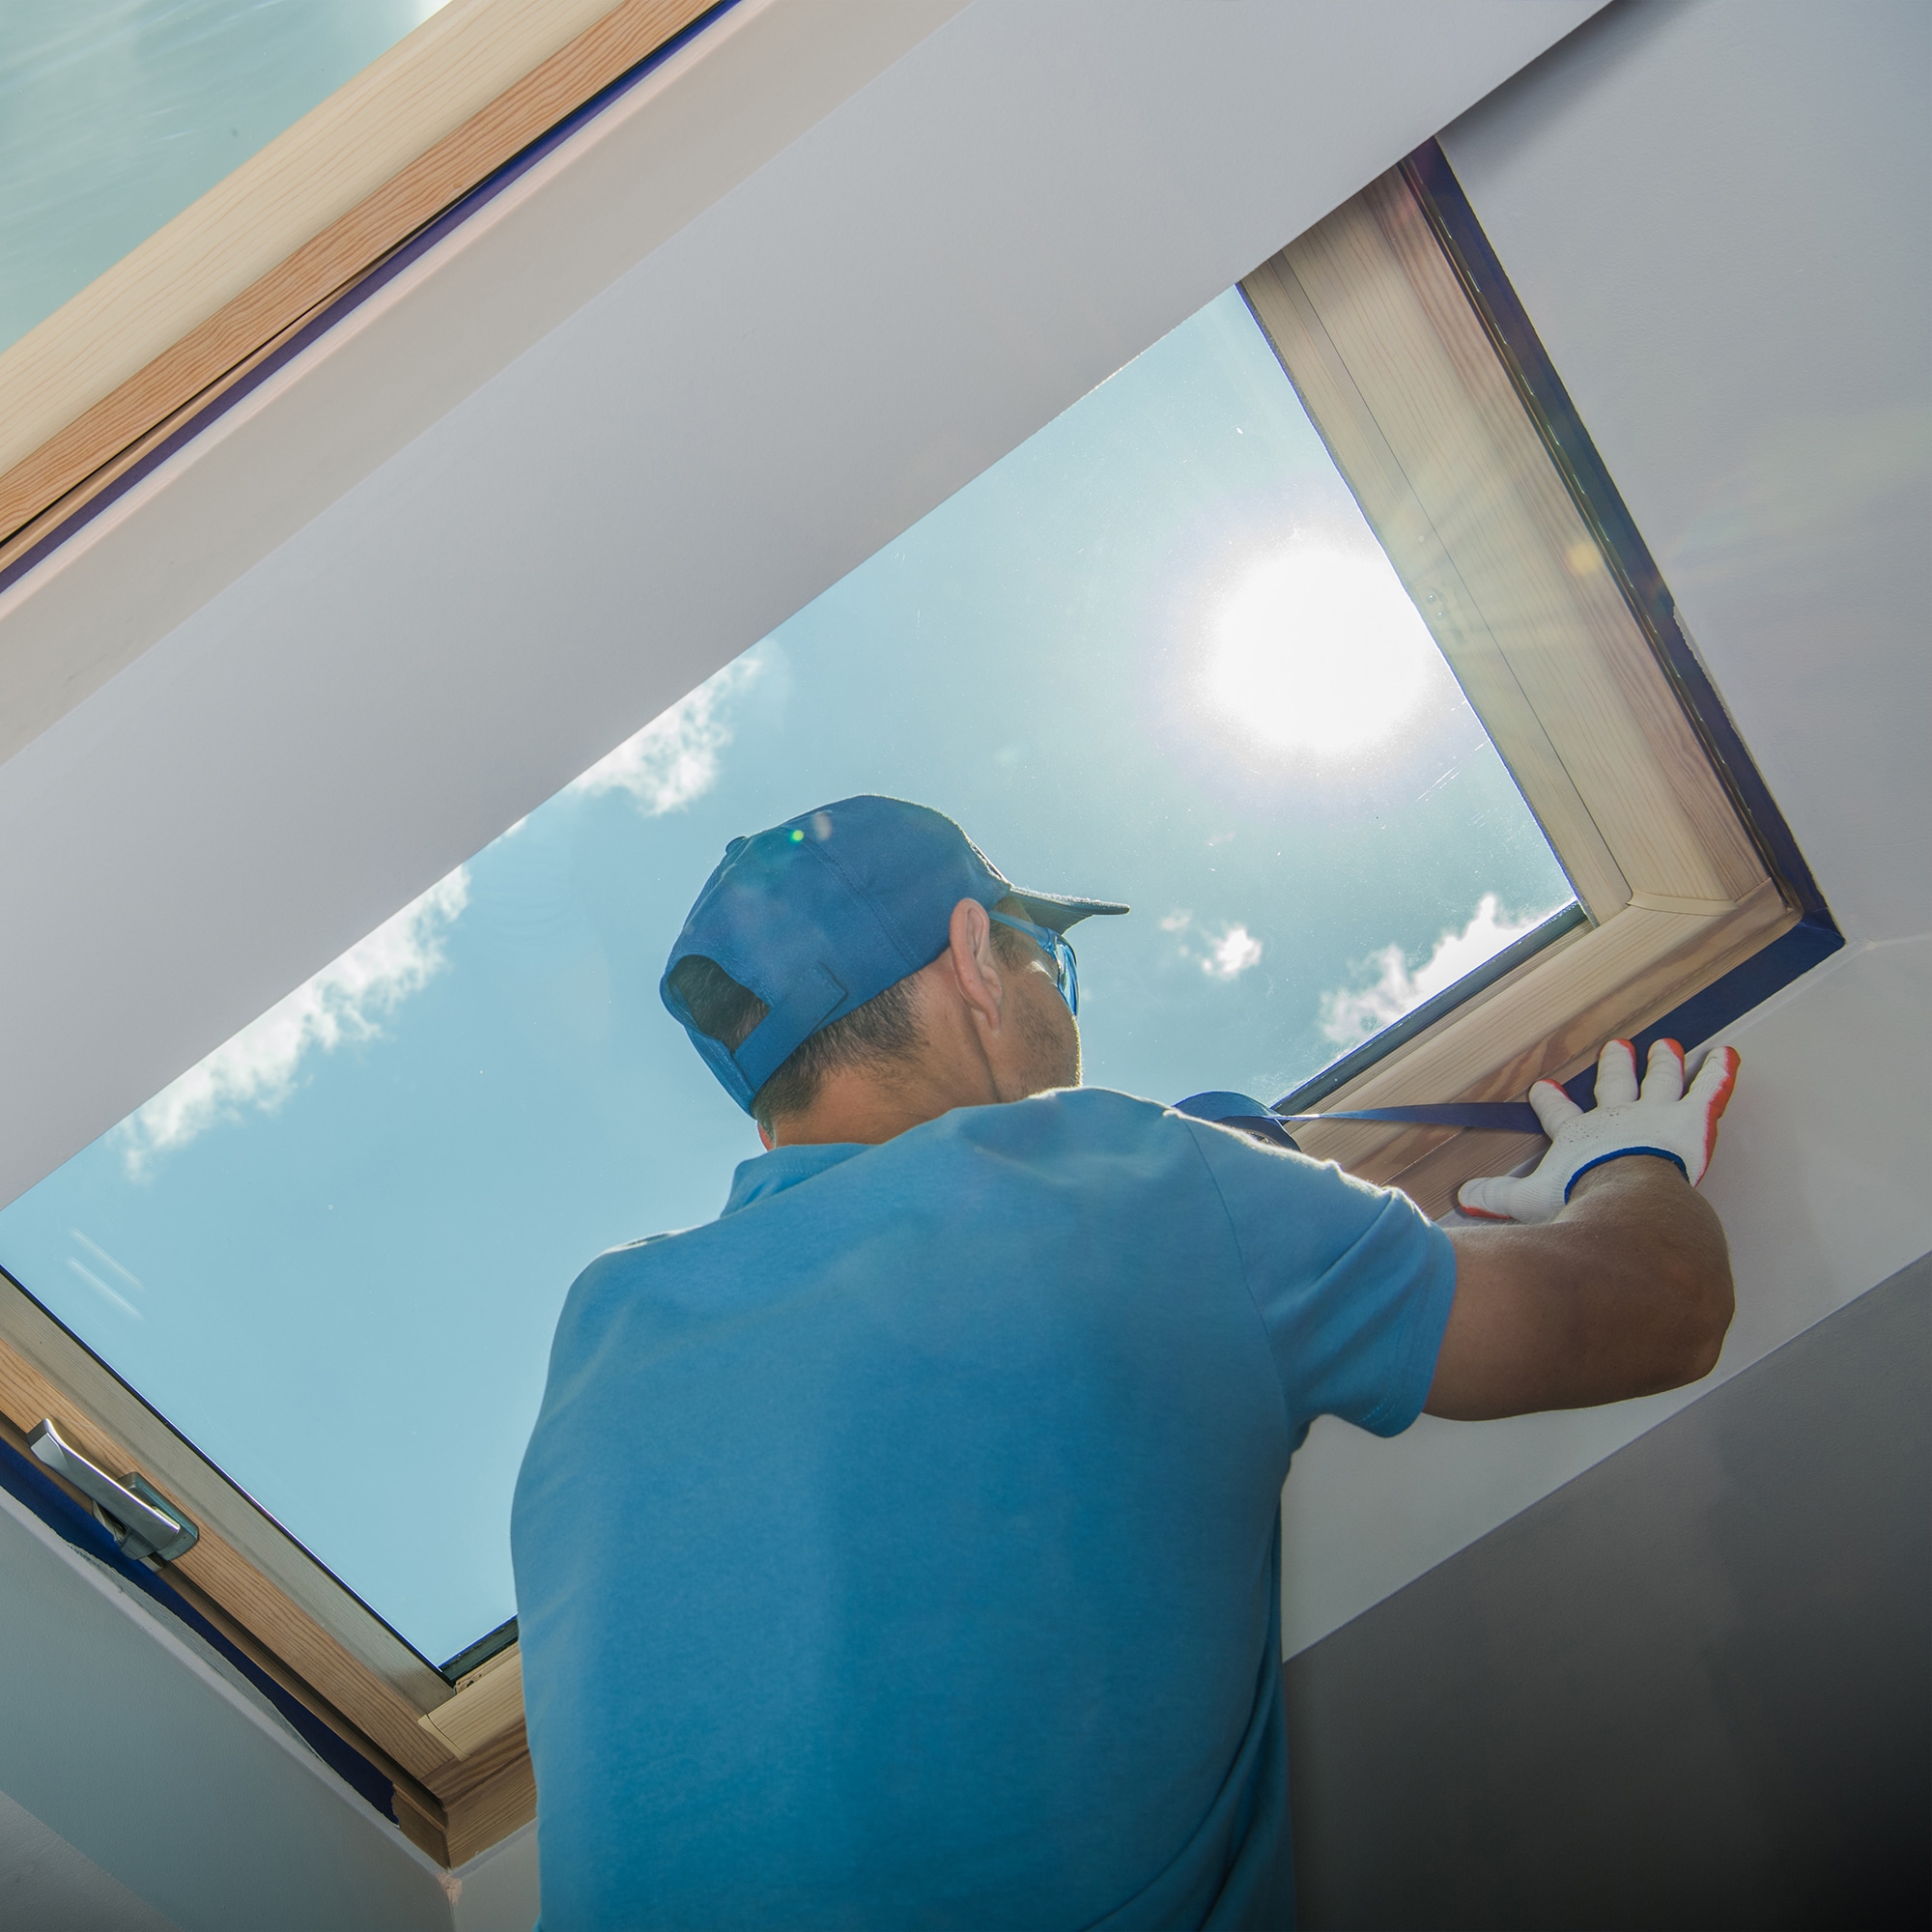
[662,795,1128,1113]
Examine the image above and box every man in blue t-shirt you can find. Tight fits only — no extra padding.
[513,796,1740,1929]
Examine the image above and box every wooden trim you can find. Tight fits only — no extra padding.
[1396,140,1834,932]
[0,1287,460,1783]
[1243,177,1770,918]
[442,1731,539,1865]
[421,1643,525,1758]
[1237,161,1800,1215]
[0,0,719,551]
[1294,884,1796,1216]
[0,297,329,586]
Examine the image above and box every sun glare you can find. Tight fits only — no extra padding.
[1203,546,1442,757]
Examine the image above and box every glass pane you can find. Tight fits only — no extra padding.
[0,0,450,355]
[0,290,1574,1664]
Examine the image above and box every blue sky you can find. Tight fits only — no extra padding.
[0,290,1572,1665]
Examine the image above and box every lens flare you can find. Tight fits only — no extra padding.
[1203,547,1442,756]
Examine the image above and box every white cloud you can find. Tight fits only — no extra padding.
[1203,923,1264,980]
[1320,893,1551,1047]
[569,654,762,815]
[118,867,470,1177]
[1163,912,1264,980]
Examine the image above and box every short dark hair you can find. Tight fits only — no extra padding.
[667,953,922,1129]
[668,901,1033,1129]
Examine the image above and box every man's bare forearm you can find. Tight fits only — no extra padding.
[1430,1155,1735,1420]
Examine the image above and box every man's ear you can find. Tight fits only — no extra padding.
[947,897,1006,1036]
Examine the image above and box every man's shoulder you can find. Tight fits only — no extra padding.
[739,1089,1206,1208]
[558,1227,692,1316]
[567,1088,1264,1303]
[934,1083,1184,1149]
[587,1092,1215,1269]
[947,1086,1345,1189]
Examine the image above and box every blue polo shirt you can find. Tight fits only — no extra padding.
[512,1087,1455,1930]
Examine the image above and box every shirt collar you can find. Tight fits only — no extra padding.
[722,1141,867,1216]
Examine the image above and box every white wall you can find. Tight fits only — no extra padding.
[451,1824,540,1932]
[1281,0,1932,1653]
[0,1489,450,1930]
[0,1788,181,1932]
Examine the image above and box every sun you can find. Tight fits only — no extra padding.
[1202,545,1443,757]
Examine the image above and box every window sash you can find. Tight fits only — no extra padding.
[1237,158,1803,1213]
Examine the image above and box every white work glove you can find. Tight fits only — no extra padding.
[1457,1037,1741,1225]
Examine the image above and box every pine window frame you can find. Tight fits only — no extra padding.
[1239,146,1835,1208]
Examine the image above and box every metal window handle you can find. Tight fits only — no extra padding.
[28,1419,199,1563]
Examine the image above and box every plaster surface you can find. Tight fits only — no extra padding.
[0,1487,449,1930]
[0,1788,180,1932]
[1287,1253,1931,1929]
[451,1823,540,1932]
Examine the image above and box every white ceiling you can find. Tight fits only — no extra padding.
[0,1787,179,1932]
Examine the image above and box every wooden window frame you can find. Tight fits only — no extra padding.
[0,0,724,574]
[1237,144,1837,1213]
[0,139,1838,1866]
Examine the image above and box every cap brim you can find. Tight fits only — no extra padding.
[1004,888,1130,933]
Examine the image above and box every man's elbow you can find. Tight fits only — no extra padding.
[1677,1305,1730,1385]
[1660,1241,1735,1387]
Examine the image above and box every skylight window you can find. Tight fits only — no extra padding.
[0,129,1826,1864]
[0,285,1574,1667]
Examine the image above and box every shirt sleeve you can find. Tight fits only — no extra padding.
[1182,1119,1457,1439]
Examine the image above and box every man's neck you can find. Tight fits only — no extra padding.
[766,1062,993,1149]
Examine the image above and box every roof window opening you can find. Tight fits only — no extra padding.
[0,283,1573,1667]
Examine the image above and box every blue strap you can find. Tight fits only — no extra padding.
[1274,1101,1545,1135]
[733,963,849,1097]
[1173,1091,1545,1148]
